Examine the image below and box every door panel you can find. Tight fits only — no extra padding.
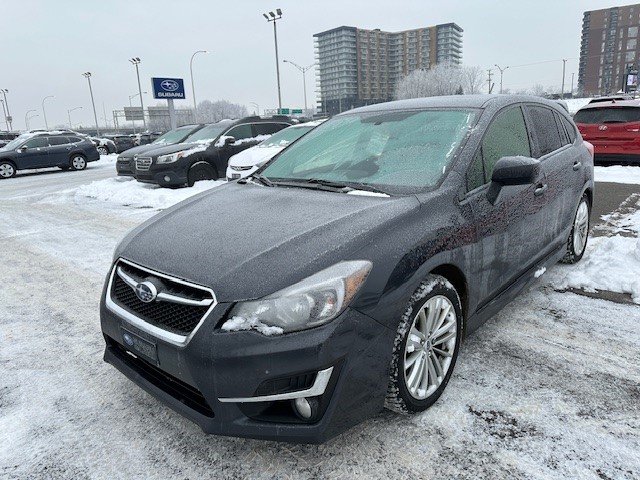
[47,136,73,166]
[16,137,50,168]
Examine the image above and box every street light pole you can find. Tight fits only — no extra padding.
[250,102,260,115]
[25,110,38,130]
[128,91,147,133]
[0,99,8,131]
[130,57,147,131]
[263,9,283,111]
[1,89,12,130]
[190,50,208,121]
[42,95,54,130]
[283,60,315,112]
[82,72,100,135]
[561,59,567,99]
[67,107,82,129]
[494,64,509,94]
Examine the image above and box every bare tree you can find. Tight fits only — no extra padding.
[530,84,546,97]
[462,66,485,94]
[197,100,248,123]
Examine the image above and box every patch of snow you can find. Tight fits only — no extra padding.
[534,267,546,278]
[565,97,593,115]
[220,316,283,336]
[74,177,225,210]
[346,190,390,197]
[594,165,640,184]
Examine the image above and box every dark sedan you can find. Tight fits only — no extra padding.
[100,95,593,443]
[0,132,100,178]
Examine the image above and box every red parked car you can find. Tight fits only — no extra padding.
[574,99,640,165]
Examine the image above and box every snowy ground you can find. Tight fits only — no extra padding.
[1,157,639,479]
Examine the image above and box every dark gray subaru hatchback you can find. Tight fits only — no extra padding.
[100,95,594,443]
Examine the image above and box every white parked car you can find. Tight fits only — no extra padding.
[225,120,325,180]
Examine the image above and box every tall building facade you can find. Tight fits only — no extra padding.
[579,4,640,96]
[314,23,463,115]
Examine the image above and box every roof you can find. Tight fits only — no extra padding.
[344,94,567,115]
[578,99,640,110]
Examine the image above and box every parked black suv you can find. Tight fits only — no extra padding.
[133,116,293,187]
[101,95,594,443]
[104,134,137,153]
[116,124,206,177]
[0,132,100,178]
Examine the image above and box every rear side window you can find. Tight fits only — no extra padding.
[573,106,640,124]
[226,124,253,140]
[528,106,562,157]
[253,123,288,135]
[481,106,531,179]
[68,136,83,143]
[561,116,577,143]
[48,136,69,146]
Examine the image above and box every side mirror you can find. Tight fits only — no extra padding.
[487,156,540,204]
[224,136,236,145]
[18,145,28,152]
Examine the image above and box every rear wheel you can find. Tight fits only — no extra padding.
[97,146,109,155]
[70,154,87,171]
[0,161,16,179]
[187,162,216,187]
[385,275,463,414]
[561,194,590,264]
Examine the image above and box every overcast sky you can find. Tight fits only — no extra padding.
[1,0,636,130]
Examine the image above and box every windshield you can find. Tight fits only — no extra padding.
[1,134,30,150]
[260,109,478,194]
[258,125,314,148]
[184,121,234,143]
[152,125,200,145]
[574,106,640,124]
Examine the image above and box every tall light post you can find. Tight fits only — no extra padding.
[190,50,208,121]
[0,89,12,130]
[494,64,509,94]
[42,95,54,130]
[128,91,147,133]
[129,57,147,131]
[67,107,82,129]
[250,102,260,115]
[0,99,8,131]
[82,72,100,135]
[25,110,38,130]
[283,60,315,112]
[263,9,283,111]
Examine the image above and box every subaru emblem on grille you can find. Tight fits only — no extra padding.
[135,281,157,303]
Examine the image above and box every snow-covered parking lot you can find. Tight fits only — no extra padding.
[1,157,639,479]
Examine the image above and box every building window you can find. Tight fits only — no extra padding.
[629,39,637,50]
[626,51,636,62]
[629,26,639,38]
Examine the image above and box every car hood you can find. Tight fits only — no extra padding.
[118,143,169,157]
[135,141,210,158]
[115,182,419,302]
[229,145,284,168]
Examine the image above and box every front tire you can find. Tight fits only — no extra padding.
[187,162,216,187]
[561,194,590,264]
[0,161,16,179]
[385,275,463,414]
[70,154,87,171]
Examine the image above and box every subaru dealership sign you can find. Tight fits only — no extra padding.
[151,77,186,99]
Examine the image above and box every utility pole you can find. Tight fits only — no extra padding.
[571,72,575,98]
[561,59,567,99]
[494,64,509,94]
[0,89,12,130]
[82,72,100,135]
[190,50,208,121]
[263,9,283,111]
[487,69,493,94]
[130,57,146,130]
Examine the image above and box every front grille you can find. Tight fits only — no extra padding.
[107,338,214,417]
[110,261,214,336]
[230,165,254,171]
[135,157,152,171]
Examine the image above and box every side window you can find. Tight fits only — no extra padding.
[554,113,569,146]
[253,123,287,136]
[48,136,69,146]
[225,124,253,141]
[24,137,49,148]
[67,136,82,143]
[466,150,485,191]
[527,106,563,157]
[561,116,577,143]
[481,106,531,180]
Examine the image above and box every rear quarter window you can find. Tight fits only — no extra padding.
[527,106,563,157]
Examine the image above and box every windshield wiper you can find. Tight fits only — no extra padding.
[303,178,390,195]
[241,173,275,187]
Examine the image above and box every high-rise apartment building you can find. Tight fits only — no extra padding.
[579,4,640,96]
[314,23,463,115]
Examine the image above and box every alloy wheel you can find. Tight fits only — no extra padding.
[573,200,589,255]
[404,295,457,400]
[0,163,15,178]
[72,156,86,170]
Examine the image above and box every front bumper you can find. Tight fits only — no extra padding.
[135,164,188,187]
[116,159,134,176]
[226,165,258,181]
[100,291,392,443]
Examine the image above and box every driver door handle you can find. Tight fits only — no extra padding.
[573,161,582,171]
[534,183,548,196]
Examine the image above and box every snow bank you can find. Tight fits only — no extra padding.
[565,97,593,114]
[594,165,640,184]
[75,177,225,210]
[221,316,283,336]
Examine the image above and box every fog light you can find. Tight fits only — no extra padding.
[293,397,312,419]
[164,175,171,182]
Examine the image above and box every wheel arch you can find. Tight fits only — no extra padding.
[429,264,469,336]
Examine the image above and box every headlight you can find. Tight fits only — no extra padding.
[157,151,185,164]
[228,261,372,333]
